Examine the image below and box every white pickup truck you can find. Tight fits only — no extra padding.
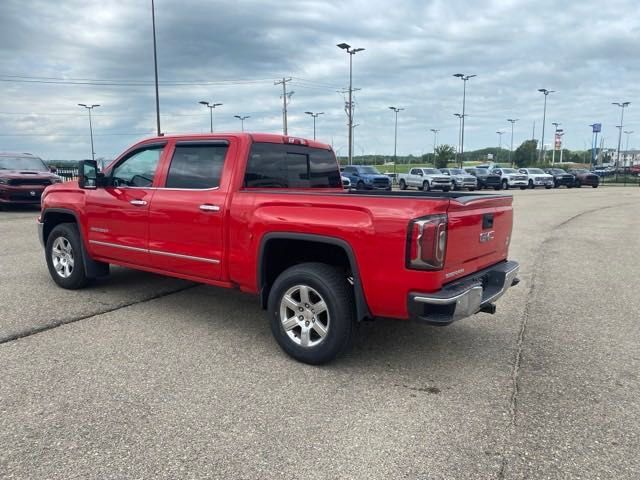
[491,167,529,190]
[398,168,453,191]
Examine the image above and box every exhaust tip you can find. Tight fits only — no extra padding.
[479,303,497,315]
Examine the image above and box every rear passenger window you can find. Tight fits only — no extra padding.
[165,144,228,189]
[244,143,341,188]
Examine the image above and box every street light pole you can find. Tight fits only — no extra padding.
[496,130,505,163]
[538,88,555,162]
[78,103,100,161]
[551,122,561,165]
[337,43,365,166]
[389,107,404,165]
[151,0,161,136]
[199,101,223,133]
[453,73,476,163]
[624,130,634,154]
[612,102,631,168]
[304,111,324,140]
[234,115,250,132]
[507,118,518,167]
[430,128,439,157]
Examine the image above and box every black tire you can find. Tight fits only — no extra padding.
[443,187,451,192]
[502,179,509,190]
[519,186,527,190]
[494,186,501,191]
[575,181,582,188]
[423,181,431,191]
[554,181,559,188]
[592,184,598,188]
[399,179,407,190]
[528,180,535,189]
[545,185,552,189]
[356,181,365,190]
[267,263,355,365]
[45,223,89,289]
[468,187,475,191]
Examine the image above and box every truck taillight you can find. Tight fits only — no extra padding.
[406,214,447,270]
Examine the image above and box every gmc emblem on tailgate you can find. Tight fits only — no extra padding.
[479,231,495,243]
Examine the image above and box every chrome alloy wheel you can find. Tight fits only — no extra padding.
[279,285,330,348]
[51,236,75,278]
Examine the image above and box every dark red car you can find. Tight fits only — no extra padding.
[567,169,599,188]
[0,153,63,207]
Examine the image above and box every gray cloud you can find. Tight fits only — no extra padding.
[0,0,638,159]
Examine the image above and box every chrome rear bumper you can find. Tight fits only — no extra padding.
[408,261,520,325]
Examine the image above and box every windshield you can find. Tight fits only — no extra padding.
[573,169,588,173]
[501,168,517,174]
[422,168,441,174]
[449,169,464,174]
[475,168,489,174]
[358,166,381,174]
[0,155,48,171]
[551,169,566,174]
[528,168,545,174]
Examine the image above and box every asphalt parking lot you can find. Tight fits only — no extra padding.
[1,187,639,479]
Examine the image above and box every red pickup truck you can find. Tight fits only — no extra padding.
[38,133,519,364]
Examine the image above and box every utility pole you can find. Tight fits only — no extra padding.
[453,113,466,167]
[389,107,404,165]
[430,128,439,158]
[612,102,631,168]
[624,130,634,155]
[274,77,293,135]
[551,122,561,165]
[337,43,365,166]
[78,104,100,161]
[151,0,161,136]
[507,118,518,167]
[538,88,555,162]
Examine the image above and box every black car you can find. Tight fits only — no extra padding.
[544,168,575,188]
[568,169,600,188]
[464,167,501,190]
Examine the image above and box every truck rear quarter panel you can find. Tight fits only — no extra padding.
[227,191,451,319]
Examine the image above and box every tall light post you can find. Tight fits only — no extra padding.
[430,128,439,158]
[551,122,561,165]
[624,130,634,154]
[496,130,505,164]
[337,43,365,166]
[234,115,250,132]
[507,118,518,167]
[199,101,223,133]
[304,111,324,140]
[453,113,467,167]
[612,102,631,168]
[389,106,404,164]
[538,88,555,162]
[78,103,100,161]
[453,73,476,162]
[151,0,161,136]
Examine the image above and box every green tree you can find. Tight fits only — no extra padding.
[513,140,538,167]
[434,145,456,169]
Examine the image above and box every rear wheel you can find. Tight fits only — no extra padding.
[575,181,582,188]
[268,263,355,365]
[45,223,89,289]
[399,179,407,190]
[545,185,552,189]
[592,184,598,188]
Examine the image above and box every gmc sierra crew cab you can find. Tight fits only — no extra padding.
[38,133,519,364]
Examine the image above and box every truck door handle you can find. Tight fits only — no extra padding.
[129,199,148,206]
[199,204,221,212]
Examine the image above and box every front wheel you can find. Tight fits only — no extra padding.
[356,181,365,190]
[592,184,599,188]
[519,186,527,190]
[528,180,535,189]
[502,180,509,190]
[545,185,552,189]
[422,181,431,191]
[45,223,89,289]
[268,263,355,365]
[575,181,582,188]
[399,179,407,190]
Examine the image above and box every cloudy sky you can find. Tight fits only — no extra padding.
[0,0,638,160]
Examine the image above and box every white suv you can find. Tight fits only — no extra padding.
[491,168,528,190]
[518,168,554,189]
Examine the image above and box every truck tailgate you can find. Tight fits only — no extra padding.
[444,195,513,280]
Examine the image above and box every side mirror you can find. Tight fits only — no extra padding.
[78,160,98,189]
[352,172,359,177]
[417,171,423,176]
[49,166,58,174]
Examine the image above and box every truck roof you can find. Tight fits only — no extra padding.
[132,132,332,151]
